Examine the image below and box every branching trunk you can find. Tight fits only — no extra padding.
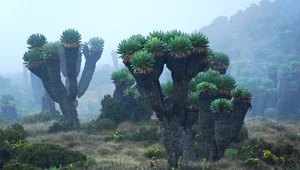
[64,47,79,101]
[45,59,80,130]
[78,49,103,98]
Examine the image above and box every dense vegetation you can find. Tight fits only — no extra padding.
[0,0,299,169]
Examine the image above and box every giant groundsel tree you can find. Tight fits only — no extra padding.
[23,29,104,130]
[117,30,252,168]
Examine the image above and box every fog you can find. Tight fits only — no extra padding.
[0,0,259,74]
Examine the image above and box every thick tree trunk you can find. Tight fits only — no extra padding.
[160,116,182,168]
[45,59,80,130]
[197,95,218,160]
[268,71,278,88]
[64,47,79,101]
[30,72,43,105]
[214,101,250,160]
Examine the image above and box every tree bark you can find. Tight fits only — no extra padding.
[78,49,103,98]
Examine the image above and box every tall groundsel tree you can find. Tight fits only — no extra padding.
[23,29,104,131]
[117,30,252,168]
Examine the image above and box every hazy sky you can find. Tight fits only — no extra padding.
[0,0,260,74]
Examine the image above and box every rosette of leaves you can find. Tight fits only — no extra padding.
[129,50,155,74]
[239,70,252,78]
[130,34,147,45]
[261,79,274,89]
[288,81,298,91]
[267,88,279,97]
[216,75,236,96]
[231,88,252,103]
[144,37,166,56]
[245,78,260,88]
[161,80,173,98]
[89,37,104,51]
[163,29,184,42]
[186,92,199,109]
[257,86,267,96]
[189,78,198,92]
[60,29,82,48]
[196,82,218,96]
[148,30,165,40]
[267,64,278,73]
[111,68,135,86]
[210,98,233,114]
[42,42,61,60]
[117,38,143,62]
[279,64,291,73]
[23,50,43,68]
[189,32,209,54]
[169,35,192,58]
[123,87,140,99]
[27,33,47,50]
[0,94,15,107]
[289,61,300,72]
[194,70,219,84]
[210,52,230,70]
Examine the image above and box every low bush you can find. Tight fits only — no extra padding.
[17,142,87,169]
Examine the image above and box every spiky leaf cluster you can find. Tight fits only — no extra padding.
[288,81,298,90]
[210,98,233,114]
[130,51,154,74]
[163,29,184,42]
[267,64,278,73]
[148,30,165,40]
[161,80,173,98]
[239,70,252,78]
[169,35,192,58]
[261,79,274,88]
[215,75,236,94]
[196,82,218,95]
[130,34,147,45]
[246,78,260,88]
[117,38,143,61]
[60,29,82,48]
[144,37,166,56]
[231,88,252,102]
[89,37,104,51]
[194,70,219,84]
[257,86,267,96]
[111,68,135,85]
[189,78,198,92]
[0,94,15,107]
[123,87,140,99]
[27,33,47,50]
[210,52,230,69]
[289,61,300,72]
[23,50,43,68]
[42,42,61,60]
[186,92,199,108]
[267,88,279,96]
[189,32,209,54]
[279,64,291,73]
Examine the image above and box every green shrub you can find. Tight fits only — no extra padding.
[17,142,87,169]
[94,118,117,132]
[2,160,40,170]
[264,108,278,118]
[143,148,165,159]
[48,116,68,133]
[21,111,57,124]
[104,129,132,141]
[132,126,160,143]
[100,95,128,124]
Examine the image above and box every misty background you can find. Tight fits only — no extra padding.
[0,0,260,74]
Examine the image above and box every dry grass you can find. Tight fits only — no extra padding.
[245,117,300,149]
[3,116,299,169]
